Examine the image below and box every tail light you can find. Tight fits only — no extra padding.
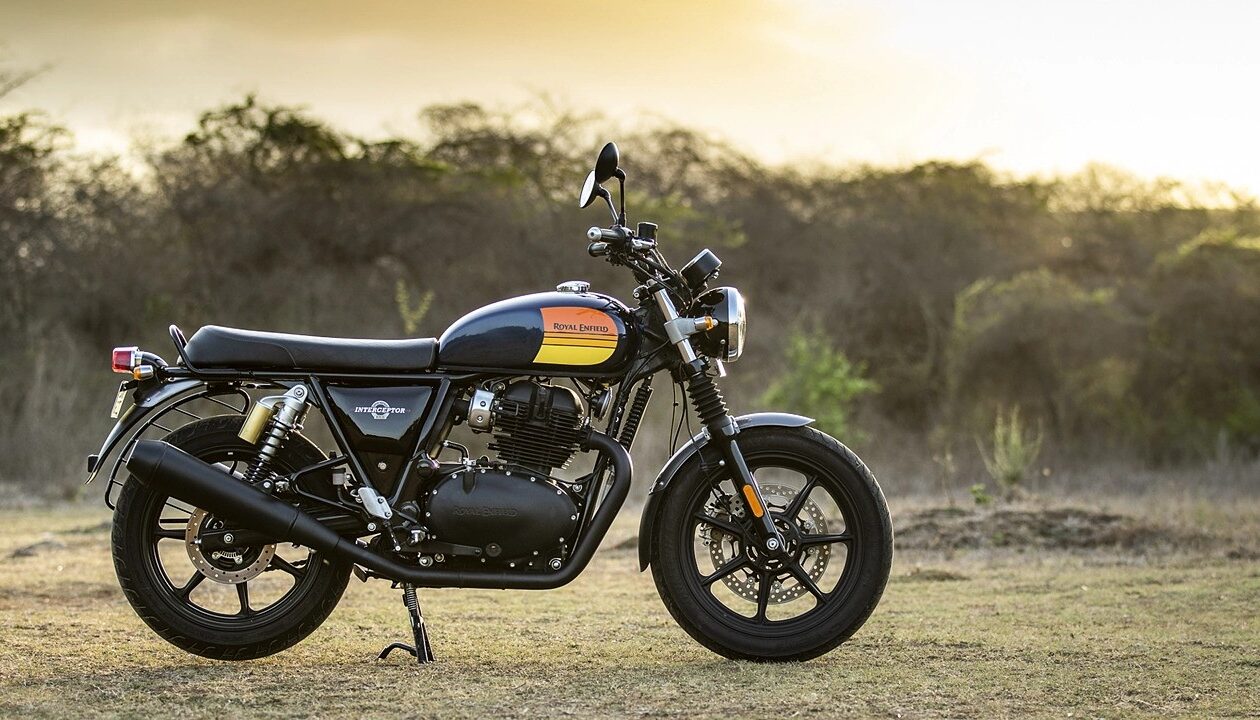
[112,346,139,374]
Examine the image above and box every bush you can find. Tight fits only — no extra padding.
[3,86,1259,493]
[976,406,1043,500]
[1135,229,1260,459]
[762,330,878,443]
[969,483,993,506]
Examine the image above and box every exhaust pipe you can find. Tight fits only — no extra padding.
[125,431,632,590]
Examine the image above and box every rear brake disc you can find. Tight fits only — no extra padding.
[185,509,275,585]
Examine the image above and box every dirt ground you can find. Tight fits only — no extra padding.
[0,502,1257,719]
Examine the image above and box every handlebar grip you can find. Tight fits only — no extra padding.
[587,226,628,242]
[587,242,610,257]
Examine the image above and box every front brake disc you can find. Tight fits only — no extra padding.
[705,482,831,604]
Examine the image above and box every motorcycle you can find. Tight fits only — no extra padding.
[87,142,893,663]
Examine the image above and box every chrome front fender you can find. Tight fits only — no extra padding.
[636,412,813,571]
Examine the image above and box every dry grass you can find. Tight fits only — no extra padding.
[0,503,1257,719]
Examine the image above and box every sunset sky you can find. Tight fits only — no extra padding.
[2,0,1258,193]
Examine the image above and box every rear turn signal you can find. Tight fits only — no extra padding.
[112,346,138,374]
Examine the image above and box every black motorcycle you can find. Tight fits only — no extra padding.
[87,142,893,663]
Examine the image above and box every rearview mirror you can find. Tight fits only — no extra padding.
[594,142,619,184]
[578,170,600,208]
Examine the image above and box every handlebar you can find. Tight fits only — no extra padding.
[586,225,657,251]
[584,225,685,301]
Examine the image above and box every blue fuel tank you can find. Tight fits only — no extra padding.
[437,292,637,376]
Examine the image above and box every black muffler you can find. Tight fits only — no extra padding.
[125,431,632,590]
[127,439,369,558]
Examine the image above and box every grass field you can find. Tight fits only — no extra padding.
[0,502,1257,719]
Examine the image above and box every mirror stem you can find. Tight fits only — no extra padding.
[615,171,627,226]
[598,188,619,225]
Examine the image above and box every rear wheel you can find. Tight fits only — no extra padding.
[112,415,352,660]
[651,425,893,661]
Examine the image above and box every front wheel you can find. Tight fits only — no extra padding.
[651,425,893,661]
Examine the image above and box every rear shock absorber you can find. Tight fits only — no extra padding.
[242,384,310,487]
[617,378,654,449]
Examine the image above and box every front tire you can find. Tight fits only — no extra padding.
[651,425,893,661]
[112,415,353,660]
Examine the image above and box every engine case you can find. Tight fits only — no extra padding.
[425,468,578,562]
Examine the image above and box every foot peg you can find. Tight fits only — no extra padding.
[377,584,435,664]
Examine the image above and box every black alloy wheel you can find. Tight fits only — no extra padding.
[651,425,893,661]
[112,415,352,660]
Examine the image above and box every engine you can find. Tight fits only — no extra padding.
[422,380,590,565]
[487,380,587,474]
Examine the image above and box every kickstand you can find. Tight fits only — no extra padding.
[377,583,435,664]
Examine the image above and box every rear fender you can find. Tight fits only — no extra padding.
[636,412,813,571]
[86,379,205,483]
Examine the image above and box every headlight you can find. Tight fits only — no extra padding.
[693,287,747,362]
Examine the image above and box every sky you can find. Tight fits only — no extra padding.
[1,0,1258,193]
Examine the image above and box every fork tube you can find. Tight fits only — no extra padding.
[683,362,783,550]
[653,287,784,550]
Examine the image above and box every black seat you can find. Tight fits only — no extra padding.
[183,325,438,372]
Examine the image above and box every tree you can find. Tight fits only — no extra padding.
[946,269,1139,445]
[1136,229,1260,459]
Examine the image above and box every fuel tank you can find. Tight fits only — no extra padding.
[437,292,636,376]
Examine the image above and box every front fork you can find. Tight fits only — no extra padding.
[653,288,787,553]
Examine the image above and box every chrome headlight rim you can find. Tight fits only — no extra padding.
[725,288,746,362]
[693,286,747,363]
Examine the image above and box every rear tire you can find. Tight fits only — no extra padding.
[650,425,893,661]
[112,415,352,660]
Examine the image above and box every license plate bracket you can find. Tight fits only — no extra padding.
[110,382,128,419]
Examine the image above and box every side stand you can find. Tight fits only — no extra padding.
[377,583,435,664]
